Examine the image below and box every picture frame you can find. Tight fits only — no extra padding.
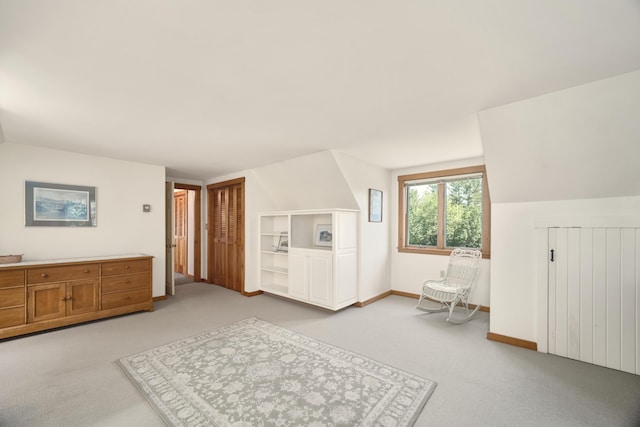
[368,188,383,222]
[276,232,289,252]
[314,224,333,247]
[25,181,96,227]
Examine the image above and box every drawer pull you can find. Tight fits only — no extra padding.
[41,273,48,278]
[124,265,130,269]
[124,280,129,284]
[124,296,130,300]
[83,269,89,273]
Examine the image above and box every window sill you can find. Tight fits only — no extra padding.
[398,246,490,259]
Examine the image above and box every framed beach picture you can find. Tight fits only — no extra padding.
[314,224,333,247]
[369,189,382,222]
[25,181,96,227]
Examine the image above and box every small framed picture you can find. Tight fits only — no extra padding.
[369,189,382,222]
[314,224,333,247]
[277,233,289,252]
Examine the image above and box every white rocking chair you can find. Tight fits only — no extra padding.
[416,248,482,324]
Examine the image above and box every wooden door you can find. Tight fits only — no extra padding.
[165,182,175,296]
[208,178,244,292]
[174,190,188,274]
[67,279,99,316]
[28,283,66,322]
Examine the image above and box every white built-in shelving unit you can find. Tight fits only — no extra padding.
[259,209,358,310]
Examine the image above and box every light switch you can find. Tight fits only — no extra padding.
[143,204,151,212]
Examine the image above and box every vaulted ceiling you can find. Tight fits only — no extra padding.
[1,1,640,180]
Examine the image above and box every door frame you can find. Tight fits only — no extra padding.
[174,183,203,283]
[173,189,188,274]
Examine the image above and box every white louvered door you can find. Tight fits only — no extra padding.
[548,227,639,374]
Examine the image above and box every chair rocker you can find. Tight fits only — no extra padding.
[416,248,482,324]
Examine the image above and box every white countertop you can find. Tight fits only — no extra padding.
[0,254,152,268]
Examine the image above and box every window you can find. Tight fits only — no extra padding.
[398,165,490,258]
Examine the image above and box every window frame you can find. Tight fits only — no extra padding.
[397,165,491,259]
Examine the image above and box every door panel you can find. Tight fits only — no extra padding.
[28,283,66,323]
[308,253,332,306]
[208,178,245,292]
[67,279,99,316]
[165,182,175,296]
[548,227,640,375]
[289,251,308,299]
[174,190,188,274]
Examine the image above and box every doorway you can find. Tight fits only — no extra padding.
[165,182,202,296]
[207,177,245,293]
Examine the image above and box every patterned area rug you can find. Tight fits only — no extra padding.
[118,318,436,426]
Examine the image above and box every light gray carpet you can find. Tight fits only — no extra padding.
[118,317,435,426]
[174,272,192,286]
[1,283,640,426]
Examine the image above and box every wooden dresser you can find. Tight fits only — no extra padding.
[0,254,153,339]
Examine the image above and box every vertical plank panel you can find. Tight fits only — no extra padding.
[606,229,621,370]
[567,228,581,360]
[548,228,557,355]
[536,228,550,353]
[556,228,569,357]
[620,229,636,374]
[636,230,640,375]
[592,228,607,367]
[579,228,594,364]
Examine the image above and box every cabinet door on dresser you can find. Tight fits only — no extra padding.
[26,263,100,323]
[27,279,100,323]
[0,270,26,328]
[66,279,100,316]
[28,283,67,323]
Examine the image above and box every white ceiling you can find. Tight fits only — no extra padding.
[1,1,640,180]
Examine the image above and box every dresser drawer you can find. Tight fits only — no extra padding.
[0,270,25,289]
[0,287,25,309]
[27,264,100,284]
[0,306,25,328]
[102,259,150,276]
[101,288,150,310]
[102,272,149,293]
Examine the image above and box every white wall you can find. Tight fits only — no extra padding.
[480,69,640,204]
[333,151,392,301]
[491,196,640,343]
[389,157,491,307]
[251,150,359,211]
[480,70,640,344]
[0,142,166,296]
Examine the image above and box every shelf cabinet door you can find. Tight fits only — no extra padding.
[289,251,308,300]
[308,252,333,306]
